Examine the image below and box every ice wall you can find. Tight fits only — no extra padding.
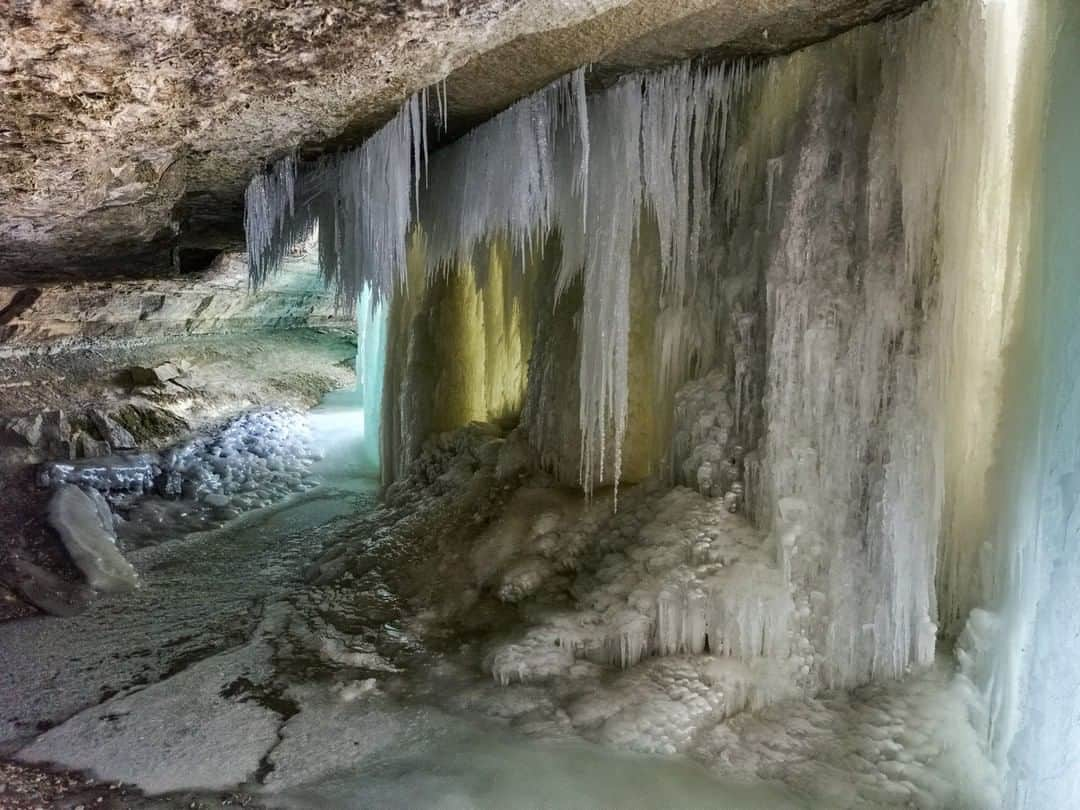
[727,0,1041,689]
[979,2,1080,804]
[242,0,1063,721]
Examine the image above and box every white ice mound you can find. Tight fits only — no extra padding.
[48,484,139,592]
[488,488,793,685]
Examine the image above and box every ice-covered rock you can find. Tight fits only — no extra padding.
[40,407,327,546]
[39,453,161,493]
[5,552,93,616]
[47,484,139,592]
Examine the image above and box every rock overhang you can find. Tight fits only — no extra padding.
[0,0,921,284]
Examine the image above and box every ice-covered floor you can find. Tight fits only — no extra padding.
[0,413,996,808]
[266,720,810,810]
[0,389,376,743]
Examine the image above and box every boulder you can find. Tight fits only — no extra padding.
[4,554,93,617]
[3,414,43,447]
[125,362,182,387]
[75,431,112,459]
[153,362,182,381]
[41,410,75,459]
[89,409,136,450]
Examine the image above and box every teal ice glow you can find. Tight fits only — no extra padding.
[356,286,388,475]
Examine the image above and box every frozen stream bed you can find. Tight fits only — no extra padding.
[0,391,799,809]
[0,391,813,809]
[0,389,378,744]
[0,395,994,809]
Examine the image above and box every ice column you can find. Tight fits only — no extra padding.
[356,286,387,474]
[983,1,1080,804]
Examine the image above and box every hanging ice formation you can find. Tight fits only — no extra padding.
[243,92,431,306]
[243,2,1074,768]
[243,154,297,287]
[244,63,752,496]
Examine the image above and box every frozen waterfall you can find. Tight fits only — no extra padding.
[241,0,1079,801]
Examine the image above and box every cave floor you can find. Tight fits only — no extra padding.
[0,391,996,809]
[0,495,808,810]
[0,408,807,809]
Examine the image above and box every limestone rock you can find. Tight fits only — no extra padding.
[75,432,112,459]
[0,255,347,349]
[89,410,136,450]
[40,410,75,459]
[125,363,181,387]
[3,414,43,447]
[4,554,94,617]
[152,362,182,382]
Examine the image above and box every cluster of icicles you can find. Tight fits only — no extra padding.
[244,62,752,493]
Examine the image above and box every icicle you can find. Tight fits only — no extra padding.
[571,66,590,224]
[242,61,753,499]
[243,154,298,287]
[313,95,429,307]
[575,80,642,499]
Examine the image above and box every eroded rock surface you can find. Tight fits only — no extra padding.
[1,0,920,282]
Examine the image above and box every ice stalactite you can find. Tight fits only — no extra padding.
[313,93,429,307]
[245,64,752,496]
[571,83,640,496]
[243,94,431,309]
[418,69,589,277]
[244,155,298,289]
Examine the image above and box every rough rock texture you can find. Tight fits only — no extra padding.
[0,328,356,617]
[0,250,347,348]
[0,0,921,283]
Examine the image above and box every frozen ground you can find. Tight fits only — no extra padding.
[0,390,375,744]
[0,415,997,808]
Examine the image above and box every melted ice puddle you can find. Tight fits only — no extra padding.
[269,725,811,810]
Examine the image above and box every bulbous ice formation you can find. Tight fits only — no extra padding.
[48,485,139,593]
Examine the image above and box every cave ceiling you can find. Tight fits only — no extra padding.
[0,0,919,284]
